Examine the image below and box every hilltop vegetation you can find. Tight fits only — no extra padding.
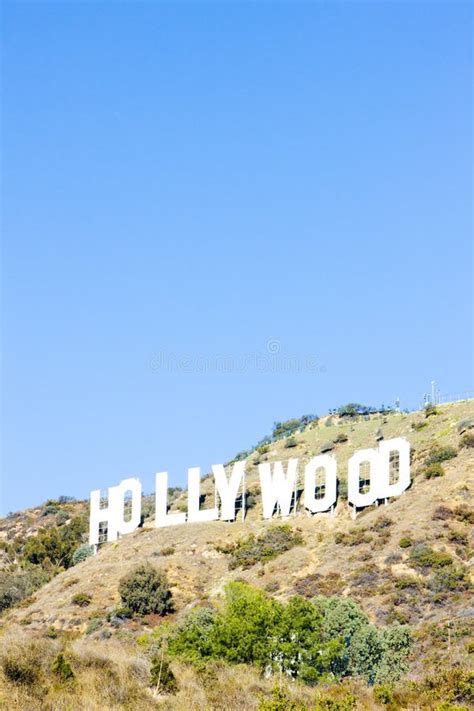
[0,400,473,709]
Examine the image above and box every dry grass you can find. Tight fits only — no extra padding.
[0,631,156,710]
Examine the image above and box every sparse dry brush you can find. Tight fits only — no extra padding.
[217,524,304,569]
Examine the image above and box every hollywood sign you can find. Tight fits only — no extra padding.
[89,437,410,546]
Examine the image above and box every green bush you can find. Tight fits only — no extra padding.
[22,515,87,569]
[118,564,173,616]
[426,446,457,464]
[412,420,428,431]
[398,537,412,549]
[424,404,438,417]
[72,544,94,565]
[273,595,328,683]
[409,545,453,571]
[395,577,419,590]
[209,582,282,670]
[258,688,307,711]
[55,510,70,526]
[320,441,335,453]
[85,617,103,635]
[447,528,468,545]
[423,463,445,479]
[314,595,369,643]
[51,652,74,683]
[348,625,384,683]
[167,607,218,662]
[41,504,59,517]
[160,546,175,556]
[373,684,397,705]
[71,592,92,607]
[271,415,316,439]
[428,565,471,593]
[150,655,177,693]
[193,584,339,680]
[338,403,367,417]
[376,626,412,684]
[222,525,304,569]
[272,419,302,438]
[333,432,348,444]
[314,691,357,710]
[284,436,298,448]
[334,528,371,546]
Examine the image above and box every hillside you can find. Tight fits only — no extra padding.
[0,400,473,710]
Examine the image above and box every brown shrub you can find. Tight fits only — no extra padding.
[433,505,452,521]
[460,432,474,448]
[335,528,372,546]
[293,572,344,598]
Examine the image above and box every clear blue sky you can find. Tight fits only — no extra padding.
[2,1,472,514]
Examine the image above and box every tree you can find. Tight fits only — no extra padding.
[337,403,366,417]
[315,596,369,643]
[22,515,87,569]
[314,596,381,681]
[275,595,325,682]
[375,626,412,684]
[348,625,384,684]
[168,607,218,661]
[212,582,282,669]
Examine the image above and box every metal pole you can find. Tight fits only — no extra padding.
[293,471,297,516]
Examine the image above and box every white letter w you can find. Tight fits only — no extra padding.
[259,459,298,519]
